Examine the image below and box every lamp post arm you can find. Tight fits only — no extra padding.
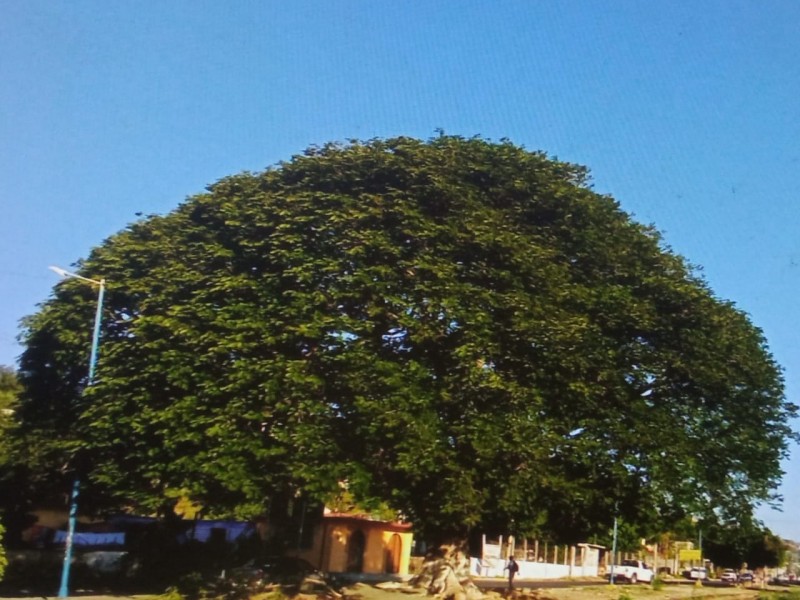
[48,266,103,287]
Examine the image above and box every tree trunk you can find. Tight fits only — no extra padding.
[410,543,483,600]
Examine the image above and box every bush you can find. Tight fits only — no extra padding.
[0,522,7,581]
[651,576,664,590]
[175,572,205,600]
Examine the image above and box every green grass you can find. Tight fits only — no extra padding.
[757,590,800,600]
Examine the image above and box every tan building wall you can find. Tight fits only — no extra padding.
[293,515,413,575]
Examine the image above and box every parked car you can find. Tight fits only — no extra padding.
[688,567,708,580]
[720,569,738,583]
[738,571,755,584]
[611,559,655,584]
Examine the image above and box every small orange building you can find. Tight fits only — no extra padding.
[291,511,413,575]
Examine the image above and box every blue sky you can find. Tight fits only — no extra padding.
[2,1,799,540]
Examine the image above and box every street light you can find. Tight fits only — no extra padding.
[49,266,106,598]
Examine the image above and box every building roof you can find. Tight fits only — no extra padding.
[322,512,413,531]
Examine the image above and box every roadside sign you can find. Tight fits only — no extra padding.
[680,549,702,560]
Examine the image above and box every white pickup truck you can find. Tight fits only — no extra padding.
[610,559,654,584]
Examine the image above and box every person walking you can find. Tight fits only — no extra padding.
[505,556,520,592]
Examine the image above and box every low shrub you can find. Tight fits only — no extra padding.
[0,523,7,581]
[651,576,664,591]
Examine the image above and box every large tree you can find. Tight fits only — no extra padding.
[0,366,20,415]
[11,136,796,542]
[0,367,18,574]
[703,515,788,569]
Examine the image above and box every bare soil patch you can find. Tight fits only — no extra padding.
[517,584,763,600]
[334,582,791,600]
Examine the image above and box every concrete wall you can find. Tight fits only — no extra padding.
[471,551,601,580]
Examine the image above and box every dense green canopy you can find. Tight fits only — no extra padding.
[12,136,796,542]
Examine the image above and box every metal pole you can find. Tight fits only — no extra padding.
[87,280,105,385]
[58,479,80,598]
[610,516,618,584]
[58,277,105,598]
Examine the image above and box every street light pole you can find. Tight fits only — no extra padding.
[610,514,619,584]
[49,266,106,599]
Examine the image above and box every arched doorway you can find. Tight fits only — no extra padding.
[346,529,366,573]
[384,533,402,574]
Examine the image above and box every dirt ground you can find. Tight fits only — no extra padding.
[510,584,771,600]
[0,581,790,600]
[330,581,793,600]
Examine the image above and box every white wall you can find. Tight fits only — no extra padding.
[470,557,599,579]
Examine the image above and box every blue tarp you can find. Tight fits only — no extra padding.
[185,520,254,543]
[104,515,257,544]
[54,531,126,546]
